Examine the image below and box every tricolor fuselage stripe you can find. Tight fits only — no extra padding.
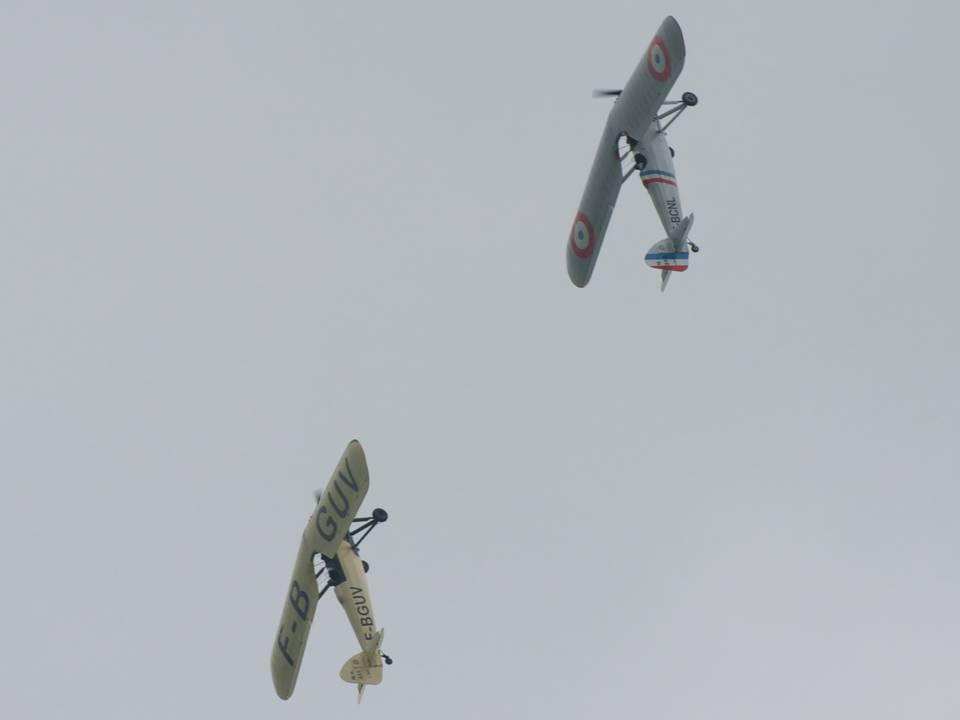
[642,177,678,187]
[638,168,676,178]
[640,166,677,188]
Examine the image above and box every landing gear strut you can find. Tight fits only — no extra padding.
[656,90,699,131]
[349,508,389,546]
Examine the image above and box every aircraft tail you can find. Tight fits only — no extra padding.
[644,213,695,291]
[339,629,385,703]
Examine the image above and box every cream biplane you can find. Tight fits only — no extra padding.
[271,440,392,702]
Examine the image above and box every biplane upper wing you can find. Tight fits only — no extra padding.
[271,539,321,699]
[271,440,371,700]
[566,16,686,287]
[612,16,686,141]
[307,440,370,559]
[566,124,623,287]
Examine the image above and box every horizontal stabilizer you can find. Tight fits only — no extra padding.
[340,651,383,686]
[645,213,695,278]
[644,239,689,272]
[340,628,385,703]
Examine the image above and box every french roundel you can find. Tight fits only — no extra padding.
[570,212,595,259]
[647,36,670,81]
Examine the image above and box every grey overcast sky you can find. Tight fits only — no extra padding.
[3,1,959,718]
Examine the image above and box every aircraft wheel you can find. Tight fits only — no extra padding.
[383,656,393,665]
[669,146,675,157]
[372,508,389,523]
[682,91,698,107]
[362,560,370,573]
[328,568,344,584]
[690,243,700,253]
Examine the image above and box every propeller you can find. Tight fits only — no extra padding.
[592,89,621,98]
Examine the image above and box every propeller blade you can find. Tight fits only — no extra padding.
[592,89,621,98]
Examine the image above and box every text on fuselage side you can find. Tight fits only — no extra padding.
[350,585,376,641]
[666,197,680,224]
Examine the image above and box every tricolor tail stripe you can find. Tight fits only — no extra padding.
[639,168,677,188]
[644,252,689,260]
[644,250,689,272]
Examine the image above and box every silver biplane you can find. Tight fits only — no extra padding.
[271,440,392,703]
[567,16,700,291]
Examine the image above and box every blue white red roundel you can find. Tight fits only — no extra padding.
[647,36,670,81]
[570,212,595,258]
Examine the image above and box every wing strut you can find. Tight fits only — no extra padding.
[619,134,647,184]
